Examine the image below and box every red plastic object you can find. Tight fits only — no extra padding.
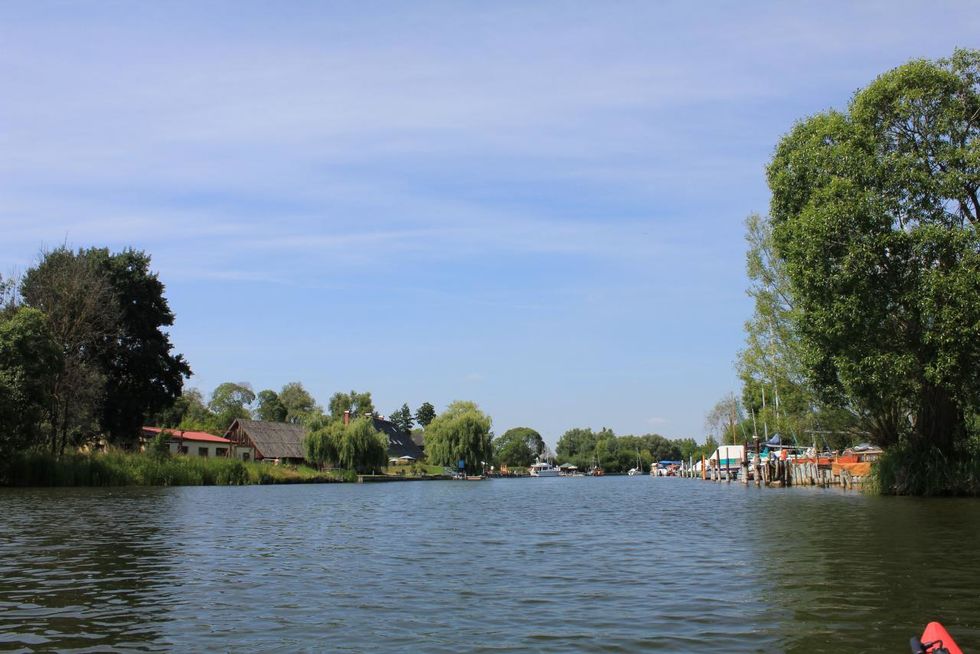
[921,622,964,654]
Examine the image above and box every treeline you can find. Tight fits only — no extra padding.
[0,247,189,462]
[553,427,715,474]
[152,381,438,440]
[732,49,980,494]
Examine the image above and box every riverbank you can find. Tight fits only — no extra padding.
[0,451,354,487]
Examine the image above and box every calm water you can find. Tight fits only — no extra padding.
[1,477,979,652]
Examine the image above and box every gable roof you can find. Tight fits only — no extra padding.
[228,419,307,460]
[373,418,424,460]
[143,426,233,444]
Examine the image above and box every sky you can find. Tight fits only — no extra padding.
[2,1,978,446]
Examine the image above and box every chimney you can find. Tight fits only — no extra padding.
[343,410,350,426]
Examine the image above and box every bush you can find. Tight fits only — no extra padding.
[870,440,980,496]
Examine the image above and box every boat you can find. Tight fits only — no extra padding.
[529,461,560,477]
[911,621,963,654]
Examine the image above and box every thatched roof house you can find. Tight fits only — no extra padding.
[224,419,307,464]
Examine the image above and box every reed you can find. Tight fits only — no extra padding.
[0,451,348,487]
[870,440,980,496]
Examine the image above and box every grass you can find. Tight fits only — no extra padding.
[869,440,980,496]
[0,450,355,487]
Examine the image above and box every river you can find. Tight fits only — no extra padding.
[1,477,978,652]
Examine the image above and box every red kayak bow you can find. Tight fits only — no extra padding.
[911,622,963,654]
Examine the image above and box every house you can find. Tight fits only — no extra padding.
[373,416,424,462]
[410,430,425,453]
[224,419,307,465]
[142,427,254,460]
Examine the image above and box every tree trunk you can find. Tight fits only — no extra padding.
[915,384,964,452]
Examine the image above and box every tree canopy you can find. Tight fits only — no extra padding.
[767,49,980,451]
[493,427,546,468]
[415,402,436,428]
[423,401,492,474]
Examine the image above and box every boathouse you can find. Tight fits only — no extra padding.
[224,419,307,465]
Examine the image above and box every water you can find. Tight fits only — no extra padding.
[1,478,979,653]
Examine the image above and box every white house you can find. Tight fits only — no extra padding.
[142,427,254,461]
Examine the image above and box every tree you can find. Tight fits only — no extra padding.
[88,248,191,446]
[0,308,61,458]
[767,49,980,452]
[305,420,341,470]
[278,382,319,424]
[493,427,545,468]
[21,247,120,454]
[328,390,375,422]
[415,402,436,428]
[390,403,414,433]
[255,389,288,422]
[423,401,492,474]
[208,382,255,431]
[151,387,211,430]
[705,394,742,445]
[334,417,388,473]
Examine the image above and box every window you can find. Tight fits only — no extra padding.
[242,452,250,462]
[198,447,209,457]
[216,448,228,457]
[178,445,188,454]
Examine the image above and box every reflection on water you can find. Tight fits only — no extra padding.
[1,479,978,652]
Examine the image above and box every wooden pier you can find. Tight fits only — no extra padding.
[677,456,870,489]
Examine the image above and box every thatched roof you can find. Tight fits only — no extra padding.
[374,418,424,460]
[227,419,307,460]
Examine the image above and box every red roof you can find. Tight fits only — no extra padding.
[142,426,232,444]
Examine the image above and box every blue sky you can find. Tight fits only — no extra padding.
[2,2,977,446]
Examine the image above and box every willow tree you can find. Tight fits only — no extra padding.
[423,401,492,475]
[767,49,980,452]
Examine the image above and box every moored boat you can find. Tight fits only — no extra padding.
[529,461,560,477]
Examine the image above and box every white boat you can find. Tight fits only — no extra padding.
[529,461,560,477]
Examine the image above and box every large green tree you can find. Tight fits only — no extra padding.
[89,248,191,445]
[208,382,255,431]
[423,401,492,474]
[389,403,414,433]
[767,49,980,451]
[255,389,288,422]
[415,401,436,428]
[21,248,119,454]
[335,417,388,473]
[493,427,545,467]
[278,382,319,424]
[0,308,61,458]
[329,390,375,422]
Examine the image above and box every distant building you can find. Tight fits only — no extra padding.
[224,419,307,465]
[372,417,424,462]
[142,427,253,460]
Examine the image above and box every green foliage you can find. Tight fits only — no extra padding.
[87,248,191,446]
[870,439,980,496]
[0,308,62,458]
[208,382,255,432]
[278,382,320,424]
[17,246,190,452]
[555,427,709,472]
[415,401,436,428]
[255,389,288,422]
[0,450,345,487]
[767,49,980,453]
[390,403,414,433]
[329,390,375,421]
[493,427,544,467]
[146,432,171,459]
[304,421,341,469]
[423,401,492,474]
[335,417,388,474]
